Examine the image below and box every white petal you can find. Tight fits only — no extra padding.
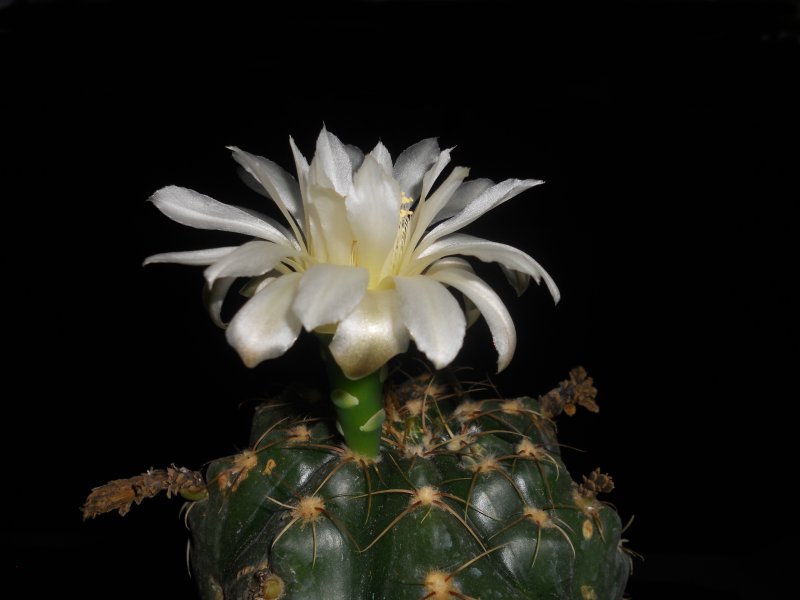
[346,155,402,280]
[330,289,410,379]
[417,233,560,303]
[149,185,295,246]
[143,247,237,266]
[305,185,354,264]
[228,146,305,232]
[425,257,480,327]
[236,166,271,197]
[345,144,365,172]
[368,141,393,175]
[429,266,517,372]
[226,273,303,367]
[310,126,353,196]
[239,273,278,298]
[203,276,236,328]
[431,177,494,225]
[292,264,369,331]
[464,295,481,328]
[419,147,453,202]
[500,263,530,296]
[424,256,474,276]
[393,137,440,198]
[407,166,470,252]
[393,275,465,369]
[289,136,310,194]
[204,240,300,287]
[420,178,544,250]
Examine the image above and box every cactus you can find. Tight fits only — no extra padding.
[82,129,633,599]
[185,368,631,600]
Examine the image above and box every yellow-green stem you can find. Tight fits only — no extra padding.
[321,344,384,459]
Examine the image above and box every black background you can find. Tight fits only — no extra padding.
[3,1,798,598]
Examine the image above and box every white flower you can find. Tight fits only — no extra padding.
[146,128,559,379]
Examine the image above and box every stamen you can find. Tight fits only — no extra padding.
[392,192,415,274]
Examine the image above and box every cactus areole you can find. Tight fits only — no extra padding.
[82,130,632,598]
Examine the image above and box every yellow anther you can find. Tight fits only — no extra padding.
[350,239,359,265]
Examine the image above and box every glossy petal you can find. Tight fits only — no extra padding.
[346,155,402,280]
[408,166,470,251]
[228,146,305,232]
[420,178,544,250]
[345,144,365,172]
[419,147,453,202]
[432,177,494,225]
[394,275,466,369]
[306,185,353,264]
[289,136,310,196]
[330,289,409,379]
[425,257,480,326]
[226,273,303,367]
[417,233,560,302]
[143,247,236,266]
[393,137,440,198]
[310,126,352,196]
[204,276,236,328]
[500,263,531,296]
[239,273,277,298]
[368,141,393,175]
[429,266,517,372]
[149,185,294,246]
[292,264,369,331]
[204,240,299,287]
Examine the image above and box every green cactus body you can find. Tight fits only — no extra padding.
[187,371,631,600]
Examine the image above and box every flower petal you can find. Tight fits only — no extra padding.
[418,233,560,303]
[305,185,354,264]
[149,185,295,246]
[393,137,440,199]
[289,136,310,195]
[143,247,237,266]
[228,146,305,233]
[226,273,303,367]
[393,275,466,369]
[499,263,531,296]
[419,178,544,250]
[431,177,494,225]
[345,144,365,172]
[425,257,480,326]
[330,289,409,379]
[309,126,353,196]
[204,240,300,287]
[429,266,517,372]
[292,264,369,331]
[203,276,236,328]
[346,155,402,280]
[368,141,393,175]
[238,273,278,298]
[419,147,453,202]
[407,166,470,252]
